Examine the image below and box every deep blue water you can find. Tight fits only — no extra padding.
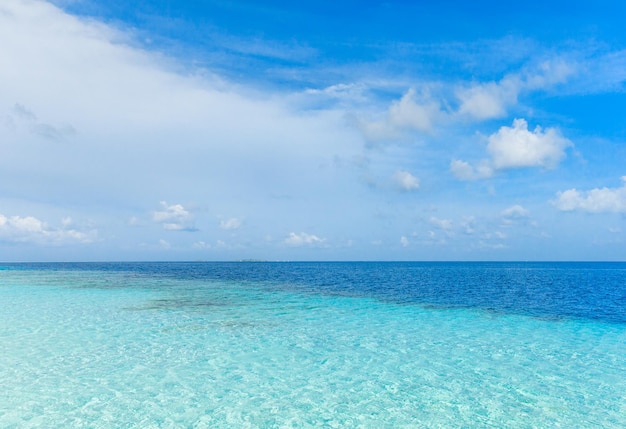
[5,261,626,323]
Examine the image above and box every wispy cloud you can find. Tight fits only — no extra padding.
[192,240,211,249]
[4,103,76,140]
[215,33,317,63]
[284,232,326,246]
[455,58,573,121]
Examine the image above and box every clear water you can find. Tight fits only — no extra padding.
[1,262,625,428]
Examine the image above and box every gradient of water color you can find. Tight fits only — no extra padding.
[1,262,625,428]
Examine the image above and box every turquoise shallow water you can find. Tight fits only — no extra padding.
[1,263,625,428]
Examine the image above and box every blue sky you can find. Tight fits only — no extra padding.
[1,0,626,261]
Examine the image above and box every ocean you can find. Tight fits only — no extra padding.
[1,262,625,428]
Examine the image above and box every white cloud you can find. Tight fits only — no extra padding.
[450,159,494,181]
[488,118,571,169]
[192,241,211,249]
[393,170,420,191]
[400,236,409,247]
[429,217,453,231]
[220,217,243,230]
[356,58,575,146]
[302,83,369,105]
[0,213,96,245]
[457,60,573,121]
[284,232,326,246]
[501,204,530,223]
[153,202,196,231]
[356,88,442,144]
[355,118,404,144]
[553,177,626,213]
[457,77,519,120]
[0,0,363,216]
[452,119,571,180]
[158,239,171,249]
[501,205,529,217]
[388,88,441,132]
[524,59,574,90]
[475,241,507,250]
[481,231,507,240]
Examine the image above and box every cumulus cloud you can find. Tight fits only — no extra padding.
[553,177,626,213]
[488,118,571,169]
[0,213,96,245]
[357,58,575,147]
[388,89,441,132]
[501,204,529,218]
[457,77,520,120]
[501,204,530,225]
[393,170,420,191]
[284,232,326,246]
[153,202,196,231]
[219,217,243,230]
[452,118,571,180]
[356,88,442,144]
[356,57,575,147]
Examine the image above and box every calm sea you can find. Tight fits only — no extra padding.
[1,262,625,427]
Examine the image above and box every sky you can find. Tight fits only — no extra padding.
[1,0,626,261]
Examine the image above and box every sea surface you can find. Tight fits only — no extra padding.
[1,261,625,428]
